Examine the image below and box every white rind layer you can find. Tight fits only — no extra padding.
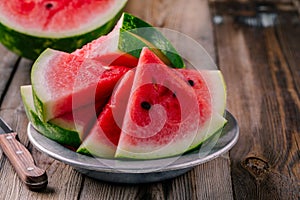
[77,130,116,158]
[31,49,61,121]
[201,70,227,115]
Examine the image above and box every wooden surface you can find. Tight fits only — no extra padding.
[0,0,299,199]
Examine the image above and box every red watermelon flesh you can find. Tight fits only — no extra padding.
[58,97,108,141]
[72,24,138,67]
[77,69,135,158]
[96,102,121,146]
[123,84,182,146]
[0,0,120,35]
[175,69,212,125]
[31,49,131,122]
[115,48,200,159]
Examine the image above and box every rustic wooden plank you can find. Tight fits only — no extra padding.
[263,24,300,184]
[166,155,233,200]
[275,17,300,185]
[276,13,300,96]
[0,58,84,199]
[214,14,300,199]
[80,156,234,200]
[79,177,141,200]
[78,1,233,199]
[0,44,19,104]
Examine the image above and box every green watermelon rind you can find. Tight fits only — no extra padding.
[76,119,227,160]
[115,113,227,160]
[0,9,124,60]
[183,122,226,154]
[77,130,117,158]
[76,147,92,156]
[118,30,149,59]
[114,115,227,160]
[119,13,185,68]
[78,121,227,160]
[21,85,81,147]
[187,114,227,151]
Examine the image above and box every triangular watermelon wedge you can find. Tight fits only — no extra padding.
[75,48,227,159]
[115,48,200,159]
[31,49,131,122]
[72,12,184,68]
[77,69,135,158]
[21,85,103,148]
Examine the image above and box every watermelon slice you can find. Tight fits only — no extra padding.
[0,0,127,59]
[76,48,227,159]
[77,69,135,158]
[73,12,184,68]
[21,85,102,148]
[115,48,201,159]
[31,48,131,122]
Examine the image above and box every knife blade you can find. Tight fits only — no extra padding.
[0,117,48,190]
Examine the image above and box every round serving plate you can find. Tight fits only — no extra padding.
[27,110,239,184]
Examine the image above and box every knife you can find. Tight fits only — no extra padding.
[0,117,48,190]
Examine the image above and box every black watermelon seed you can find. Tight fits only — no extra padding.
[141,101,151,110]
[45,3,53,9]
[188,79,195,86]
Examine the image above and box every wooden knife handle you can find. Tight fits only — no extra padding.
[0,132,48,191]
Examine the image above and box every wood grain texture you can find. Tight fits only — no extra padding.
[0,58,83,199]
[0,45,19,104]
[213,12,300,199]
[78,156,234,200]
[1,0,298,199]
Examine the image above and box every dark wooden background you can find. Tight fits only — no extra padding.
[0,0,299,199]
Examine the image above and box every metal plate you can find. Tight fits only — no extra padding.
[27,111,239,184]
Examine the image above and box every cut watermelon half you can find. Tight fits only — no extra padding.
[21,85,102,148]
[77,69,135,158]
[73,12,184,68]
[115,48,200,159]
[31,48,131,122]
[0,0,127,59]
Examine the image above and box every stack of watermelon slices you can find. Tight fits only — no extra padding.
[21,13,227,160]
[76,48,227,159]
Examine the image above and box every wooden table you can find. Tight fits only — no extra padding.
[0,0,299,199]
